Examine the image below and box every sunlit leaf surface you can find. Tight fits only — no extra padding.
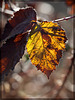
[26,21,68,78]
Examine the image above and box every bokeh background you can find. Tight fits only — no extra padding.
[0,0,74,99]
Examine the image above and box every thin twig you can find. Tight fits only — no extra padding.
[54,56,74,98]
[52,15,75,22]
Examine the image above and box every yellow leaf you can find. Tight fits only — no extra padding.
[26,21,67,78]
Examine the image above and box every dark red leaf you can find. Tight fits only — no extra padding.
[0,7,36,80]
[0,32,28,80]
[1,7,36,42]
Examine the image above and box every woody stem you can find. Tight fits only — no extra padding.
[52,15,75,22]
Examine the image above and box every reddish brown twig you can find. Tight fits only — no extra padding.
[52,15,75,22]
